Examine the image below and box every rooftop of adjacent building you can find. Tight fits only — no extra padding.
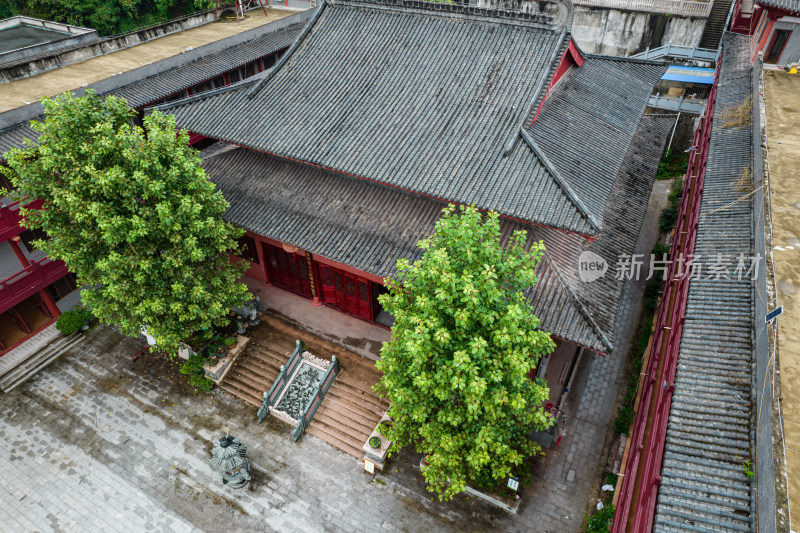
[762,67,800,533]
[0,7,301,114]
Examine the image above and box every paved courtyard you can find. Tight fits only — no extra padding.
[0,324,581,532]
[0,174,667,532]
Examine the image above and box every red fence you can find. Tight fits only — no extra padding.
[0,257,68,313]
[612,55,722,533]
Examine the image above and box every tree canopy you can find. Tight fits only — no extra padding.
[374,204,555,500]
[1,90,249,353]
[0,0,215,36]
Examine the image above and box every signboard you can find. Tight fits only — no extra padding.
[364,458,376,478]
[766,306,783,323]
[507,477,520,492]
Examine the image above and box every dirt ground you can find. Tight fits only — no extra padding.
[0,8,296,113]
[764,69,800,531]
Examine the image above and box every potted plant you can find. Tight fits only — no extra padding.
[214,345,227,358]
[369,436,381,449]
[225,336,237,352]
[207,355,219,366]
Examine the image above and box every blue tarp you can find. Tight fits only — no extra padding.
[661,66,715,84]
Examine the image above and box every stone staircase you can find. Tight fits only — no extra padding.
[220,342,388,459]
[699,0,734,50]
[0,325,86,392]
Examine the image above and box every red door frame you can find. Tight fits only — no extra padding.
[765,28,792,64]
[314,259,377,322]
[261,242,313,299]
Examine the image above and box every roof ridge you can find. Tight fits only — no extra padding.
[521,128,602,234]
[331,0,558,27]
[539,249,612,352]
[246,1,328,100]
[586,53,667,66]
[151,74,261,113]
[503,28,568,155]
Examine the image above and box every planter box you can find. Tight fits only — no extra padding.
[362,413,392,471]
[203,335,249,383]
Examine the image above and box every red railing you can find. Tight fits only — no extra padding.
[0,198,44,243]
[0,257,68,313]
[612,55,721,533]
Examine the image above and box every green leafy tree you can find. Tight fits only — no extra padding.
[375,205,555,500]
[1,90,249,353]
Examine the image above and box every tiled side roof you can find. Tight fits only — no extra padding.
[757,0,800,12]
[530,57,666,225]
[200,143,607,352]
[108,21,303,109]
[533,113,675,349]
[0,123,34,156]
[160,0,606,235]
[0,11,308,156]
[653,33,755,533]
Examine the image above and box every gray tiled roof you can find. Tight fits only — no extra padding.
[201,142,607,351]
[533,113,675,350]
[653,33,755,533]
[530,56,666,225]
[201,110,671,353]
[757,0,800,12]
[0,10,309,156]
[158,0,606,234]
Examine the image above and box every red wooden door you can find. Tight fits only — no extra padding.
[333,269,346,308]
[319,265,336,303]
[356,278,371,320]
[344,275,358,316]
[317,263,373,321]
[262,243,312,299]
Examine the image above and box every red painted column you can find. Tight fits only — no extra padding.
[254,236,272,286]
[306,252,322,307]
[8,235,29,268]
[9,236,61,318]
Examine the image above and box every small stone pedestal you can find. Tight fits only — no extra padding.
[203,335,249,383]
[362,413,392,471]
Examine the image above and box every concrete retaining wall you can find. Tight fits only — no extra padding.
[572,7,706,56]
[0,10,218,83]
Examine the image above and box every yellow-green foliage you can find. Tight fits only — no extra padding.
[374,205,555,500]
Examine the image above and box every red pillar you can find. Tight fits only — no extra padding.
[9,236,61,318]
[8,235,29,268]
[38,289,61,319]
[254,237,272,286]
[306,252,322,307]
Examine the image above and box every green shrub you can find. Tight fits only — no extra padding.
[614,406,635,436]
[179,352,214,393]
[656,149,688,181]
[668,176,684,205]
[586,502,616,532]
[651,243,671,257]
[56,306,93,335]
[659,206,678,233]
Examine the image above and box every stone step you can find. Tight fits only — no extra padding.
[219,379,262,407]
[219,374,263,405]
[306,417,365,459]
[314,400,378,438]
[328,380,388,414]
[248,344,292,365]
[324,387,386,424]
[230,359,278,387]
[0,332,85,392]
[236,354,281,379]
[219,338,388,459]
